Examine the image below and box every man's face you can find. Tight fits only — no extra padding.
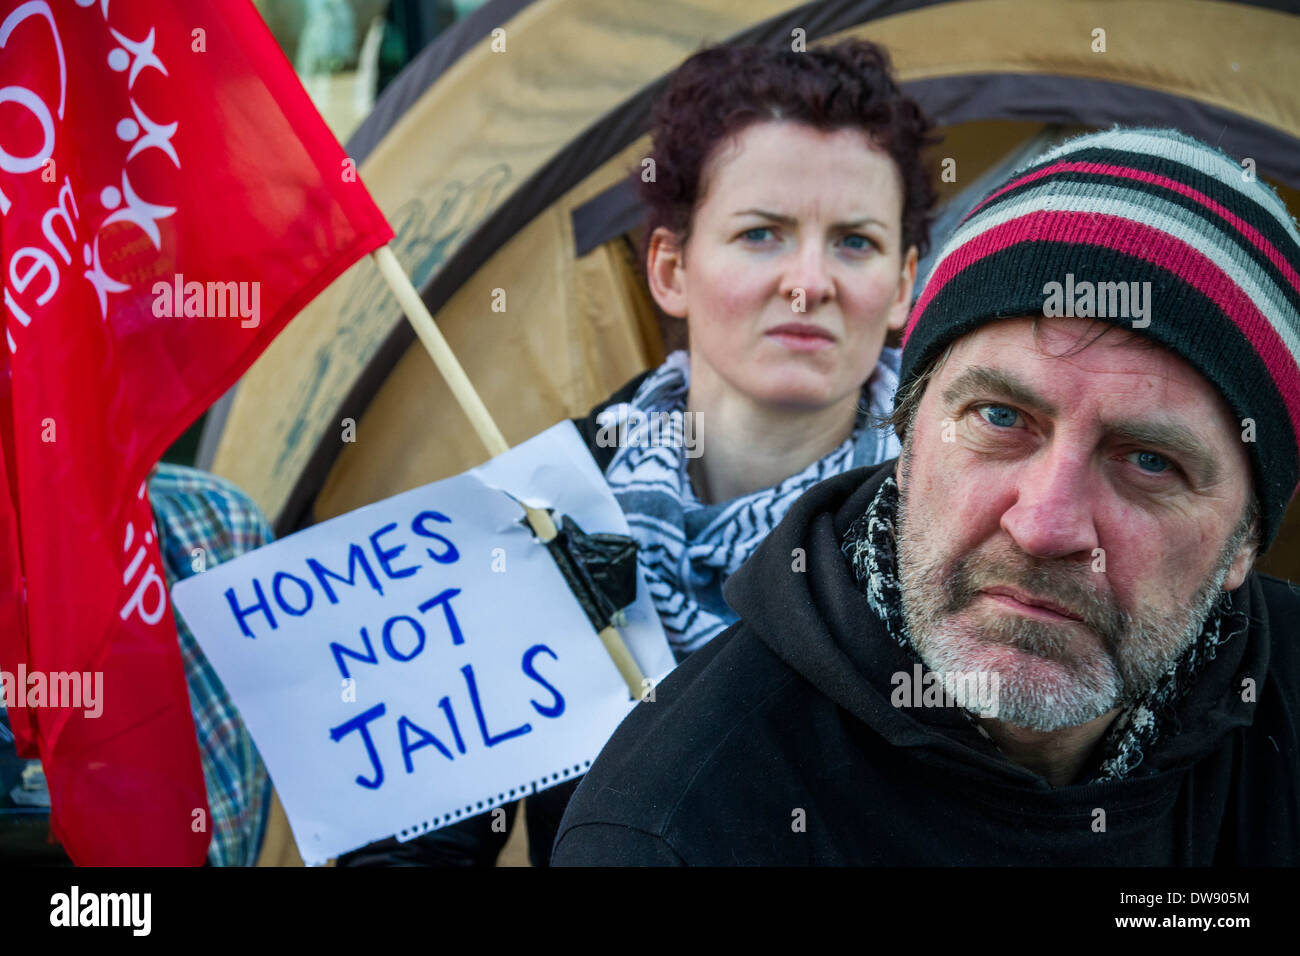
[895,317,1257,732]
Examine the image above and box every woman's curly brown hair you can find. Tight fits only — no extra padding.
[639,38,939,259]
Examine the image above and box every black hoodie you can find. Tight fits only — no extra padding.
[551,460,1300,865]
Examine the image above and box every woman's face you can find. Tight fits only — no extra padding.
[648,120,916,411]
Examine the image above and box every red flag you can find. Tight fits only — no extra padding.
[0,0,393,864]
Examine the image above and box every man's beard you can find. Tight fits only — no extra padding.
[894,450,1249,733]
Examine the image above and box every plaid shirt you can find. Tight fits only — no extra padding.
[150,463,273,866]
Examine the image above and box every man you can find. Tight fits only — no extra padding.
[551,128,1300,865]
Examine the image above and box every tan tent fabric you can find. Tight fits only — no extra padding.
[496,801,529,867]
[836,0,1300,139]
[254,788,306,867]
[306,139,665,868]
[315,141,661,518]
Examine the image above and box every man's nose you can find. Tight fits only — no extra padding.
[999,449,1101,561]
[779,241,835,309]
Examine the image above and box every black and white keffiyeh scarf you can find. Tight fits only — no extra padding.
[601,348,902,661]
[840,474,1247,781]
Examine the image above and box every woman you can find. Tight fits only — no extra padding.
[575,37,935,660]
[340,35,936,866]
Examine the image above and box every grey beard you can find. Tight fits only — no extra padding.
[898,548,1233,731]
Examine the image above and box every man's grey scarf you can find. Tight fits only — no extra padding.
[841,474,1246,781]
[601,349,902,661]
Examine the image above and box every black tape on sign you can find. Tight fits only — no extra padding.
[535,513,639,633]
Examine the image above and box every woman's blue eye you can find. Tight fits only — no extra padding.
[978,404,1020,428]
[1129,450,1171,473]
[841,234,873,251]
[741,227,773,242]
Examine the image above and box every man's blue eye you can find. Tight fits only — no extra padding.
[978,405,1020,428]
[1130,450,1170,473]
[841,234,872,251]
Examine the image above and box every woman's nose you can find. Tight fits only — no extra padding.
[778,243,835,310]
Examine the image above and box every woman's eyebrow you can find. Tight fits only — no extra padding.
[833,217,888,230]
[941,366,1059,417]
[733,208,794,225]
[731,208,887,230]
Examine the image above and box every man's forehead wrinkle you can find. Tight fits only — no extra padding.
[1073,365,1201,403]
[1036,324,1210,393]
[953,331,1217,404]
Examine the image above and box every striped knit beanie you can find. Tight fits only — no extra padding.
[899,127,1300,550]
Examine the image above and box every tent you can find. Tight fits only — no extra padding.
[201,0,1300,584]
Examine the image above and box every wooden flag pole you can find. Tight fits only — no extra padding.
[370,245,646,698]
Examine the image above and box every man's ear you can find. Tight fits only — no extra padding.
[1222,529,1258,592]
[885,245,919,333]
[646,226,689,318]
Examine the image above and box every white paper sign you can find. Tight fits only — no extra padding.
[171,422,674,865]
